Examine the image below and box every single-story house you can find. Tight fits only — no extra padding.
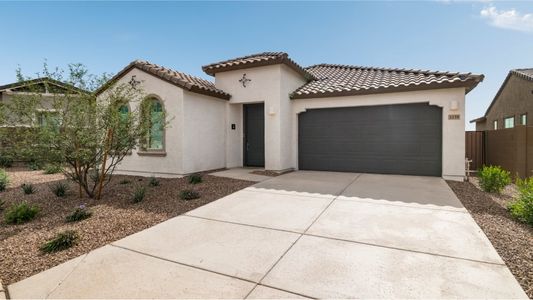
[96,52,483,181]
[471,68,533,131]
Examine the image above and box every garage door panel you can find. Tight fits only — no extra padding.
[298,103,442,176]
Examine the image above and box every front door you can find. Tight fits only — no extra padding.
[244,103,265,167]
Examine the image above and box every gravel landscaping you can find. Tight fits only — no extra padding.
[0,168,254,285]
[447,179,533,298]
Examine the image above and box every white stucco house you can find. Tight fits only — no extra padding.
[96,52,483,181]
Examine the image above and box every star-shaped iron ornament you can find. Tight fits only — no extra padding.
[129,75,141,89]
[239,73,251,88]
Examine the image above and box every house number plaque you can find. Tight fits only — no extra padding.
[448,114,460,120]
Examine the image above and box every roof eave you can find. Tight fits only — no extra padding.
[470,116,487,123]
[202,57,317,81]
[290,79,482,100]
[95,62,231,100]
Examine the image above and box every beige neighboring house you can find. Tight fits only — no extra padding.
[471,68,533,131]
[97,52,483,181]
[0,77,87,154]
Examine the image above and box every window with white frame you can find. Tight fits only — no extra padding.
[504,117,514,129]
[521,114,527,126]
[493,120,498,130]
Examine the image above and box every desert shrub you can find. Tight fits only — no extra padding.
[119,179,131,185]
[44,164,63,174]
[65,204,92,222]
[132,187,146,203]
[179,189,200,201]
[0,199,5,211]
[508,177,533,225]
[27,159,43,171]
[478,165,511,193]
[188,174,203,184]
[21,183,35,195]
[51,182,68,197]
[0,155,13,168]
[0,169,9,192]
[4,202,39,224]
[149,176,160,187]
[40,230,78,253]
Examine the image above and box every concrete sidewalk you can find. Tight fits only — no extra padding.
[8,172,527,299]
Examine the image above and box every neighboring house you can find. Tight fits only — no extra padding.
[97,52,483,181]
[0,77,86,127]
[471,69,533,131]
[0,77,87,155]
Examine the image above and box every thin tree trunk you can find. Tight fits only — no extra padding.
[96,128,113,200]
[75,142,83,198]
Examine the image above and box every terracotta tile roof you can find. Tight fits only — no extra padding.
[202,52,316,80]
[96,60,231,100]
[291,64,484,99]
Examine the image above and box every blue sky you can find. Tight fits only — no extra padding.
[1,1,532,129]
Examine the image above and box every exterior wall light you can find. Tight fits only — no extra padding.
[268,106,276,116]
[450,100,459,111]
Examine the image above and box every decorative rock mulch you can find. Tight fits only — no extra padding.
[447,179,533,298]
[0,168,254,286]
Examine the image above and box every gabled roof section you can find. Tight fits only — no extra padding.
[0,77,88,94]
[291,64,484,99]
[470,68,533,123]
[95,60,231,100]
[202,52,316,80]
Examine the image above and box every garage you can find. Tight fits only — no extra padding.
[298,103,442,176]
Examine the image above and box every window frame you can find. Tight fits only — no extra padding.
[520,113,527,126]
[504,116,515,129]
[139,96,166,155]
[493,120,498,130]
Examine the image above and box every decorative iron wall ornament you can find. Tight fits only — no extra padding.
[239,73,251,88]
[129,75,141,89]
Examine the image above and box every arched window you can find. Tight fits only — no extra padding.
[143,98,164,151]
[118,104,129,121]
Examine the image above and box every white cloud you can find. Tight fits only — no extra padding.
[481,5,533,33]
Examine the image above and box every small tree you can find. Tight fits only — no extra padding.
[2,63,164,199]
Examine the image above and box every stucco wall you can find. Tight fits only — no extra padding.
[476,75,533,131]
[291,88,467,181]
[98,68,185,177]
[182,90,227,173]
[215,64,306,171]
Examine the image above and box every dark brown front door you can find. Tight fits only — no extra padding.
[244,103,265,167]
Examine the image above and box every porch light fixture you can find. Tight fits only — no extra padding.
[450,100,459,111]
[268,106,276,116]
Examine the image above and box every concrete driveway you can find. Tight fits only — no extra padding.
[8,172,527,299]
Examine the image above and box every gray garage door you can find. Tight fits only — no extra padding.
[298,103,442,176]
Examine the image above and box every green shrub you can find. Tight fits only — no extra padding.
[65,204,92,222]
[27,160,43,171]
[149,176,160,187]
[21,183,35,195]
[51,182,68,197]
[44,164,63,174]
[188,174,203,184]
[508,177,533,225]
[0,155,13,168]
[179,189,200,201]
[478,165,511,193]
[0,169,9,192]
[132,187,146,203]
[4,202,39,224]
[119,179,131,185]
[40,230,78,253]
[0,199,5,211]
